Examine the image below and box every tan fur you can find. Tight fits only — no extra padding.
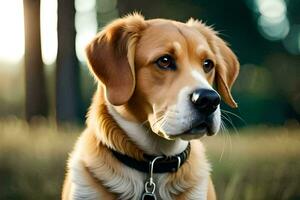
[88,88,145,160]
[63,13,239,199]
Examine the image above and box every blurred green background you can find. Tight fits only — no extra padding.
[0,0,299,199]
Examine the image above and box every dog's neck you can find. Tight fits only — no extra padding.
[88,87,188,158]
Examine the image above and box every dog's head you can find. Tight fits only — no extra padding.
[86,14,239,140]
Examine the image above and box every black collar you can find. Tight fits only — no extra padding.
[111,143,191,173]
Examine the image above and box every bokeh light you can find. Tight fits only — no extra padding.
[0,0,24,64]
[258,15,289,41]
[257,0,286,19]
[255,0,289,41]
[41,0,58,65]
[75,0,97,63]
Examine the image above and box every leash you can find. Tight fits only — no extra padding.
[110,143,191,199]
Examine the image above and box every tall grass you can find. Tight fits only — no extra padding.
[204,127,300,200]
[0,118,299,200]
[0,118,79,200]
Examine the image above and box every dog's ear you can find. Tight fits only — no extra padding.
[86,14,146,105]
[187,19,239,108]
[213,37,239,108]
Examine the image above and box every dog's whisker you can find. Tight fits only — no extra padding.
[221,112,233,124]
[152,115,165,128]
[166,109,180,114]
[218,118,233,162]
[218,120,226,162]
[225,123,233,157]
[150,114,169,135]
[221,118,233,158]
[221,113,239,136]
[221,109,247,126]
[154,110,167,120]
[158,119,167,131]
[157,113,169,131]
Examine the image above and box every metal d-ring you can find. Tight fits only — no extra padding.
[143,156,164,195]
[175,156,181,171]
[144,181,155,194]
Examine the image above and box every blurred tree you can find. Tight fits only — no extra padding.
[23,0,48,121]
[56,0,81,123]
[96,0,119,29]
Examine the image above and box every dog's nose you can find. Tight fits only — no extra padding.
[190,89,221,115]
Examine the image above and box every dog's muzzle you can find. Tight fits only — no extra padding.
[185,88,221,137]
[153,88,221,140]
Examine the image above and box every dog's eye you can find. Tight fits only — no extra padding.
[155,55,176,70]
[203,59,214,73]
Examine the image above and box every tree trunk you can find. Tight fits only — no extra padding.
[23,0,48,121]
[56,0,81,123]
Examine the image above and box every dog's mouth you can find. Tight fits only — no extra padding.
[152,109,219,140]
[155,124,209,140]
[189,122,210,134]
[168,121,214,140]
[185,121,214,135]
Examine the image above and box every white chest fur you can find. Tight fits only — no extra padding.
[69,155,209,200]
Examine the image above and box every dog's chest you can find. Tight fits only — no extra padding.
[70,151,209,200]
[101,173,168,200]
[70,130,210,199]
[97,169,207,200]
[71,166,208,200]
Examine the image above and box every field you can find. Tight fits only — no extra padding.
[0,118,299,200]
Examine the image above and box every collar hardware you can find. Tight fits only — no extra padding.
[142,156,164,200]
[110,143,191,174]
[175,155,181,171]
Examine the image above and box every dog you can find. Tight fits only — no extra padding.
[62,13,239,200]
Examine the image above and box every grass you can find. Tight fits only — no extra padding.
[0,118,79,200]
[204,127,300,200]
[0,118,299,200]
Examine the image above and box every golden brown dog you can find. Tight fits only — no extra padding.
[62,13,239,200]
